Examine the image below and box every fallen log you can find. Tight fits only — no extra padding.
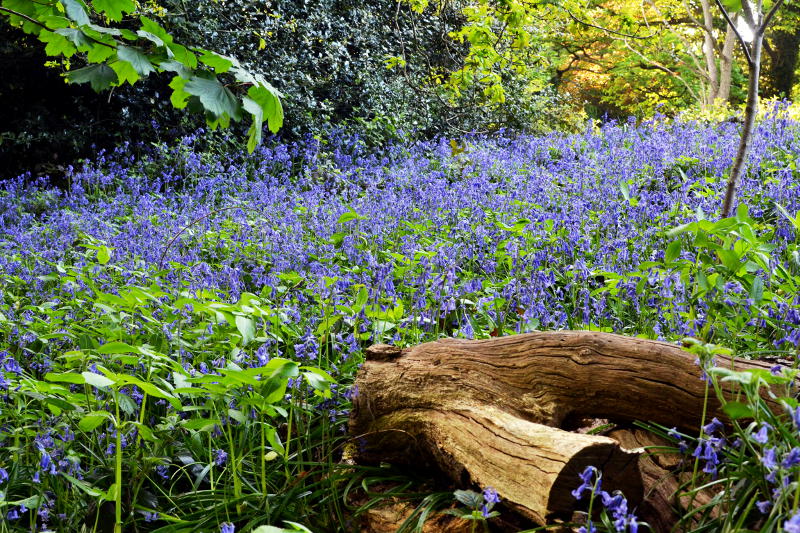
[348,331,780,526]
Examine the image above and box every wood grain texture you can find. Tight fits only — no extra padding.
[349,331,780,525]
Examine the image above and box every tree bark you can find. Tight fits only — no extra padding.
[718,21,737,102]
[349,331,784,526]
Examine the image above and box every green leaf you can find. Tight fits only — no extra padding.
[97,341,138,354]
[92,0,136,21]
[79,410,113,431]
[247,84,283,133]
[96,245,111,264]
[44,372,86,384]
[139,16,172,44]
[749,276,764,304]
[38,29,77,57]
[184,76,241,120]
[235,315,255,346]
[338,210,367,224]
[61,0,90,25]
[81,371,115,389]
[665,240,682,263]
[117,45,155,76]
[199,50,233,73]
[109,58,139,85]
[54,27,92,48]
[169,75,191,108]
[453,489,482,508]
[63,474,104,498]
[243,96,264,153]
[353,286,369,314]
[182,418,220,431]
[722,401,754,420]
[720,0,742,14]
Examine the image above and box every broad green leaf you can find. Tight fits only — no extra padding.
[86,42,116,63]
[139,16,172,44]
[63,474,104,498]
[353,286,369,314]
[722,401,754,420]
[184,76,241,120]
[169,75,191,108]
[79,410,113,431]
[199,50,233,73]
[247,84,283,133]
[92,0,135,21]
[45,372,86,384]
[182,418,220,431]
[96,245,111,264]
[61,0,90,25]
[109,58,139,85]
[38,29,77,57]
[81,371,115,389]
[235,315,255,345]
[338,210,367,224]
[243,95,264,153]
[71,61,119,88]
[97,341,138,354]
[117,45,155,76]
[665,240,682,263]
[54,27,92,48]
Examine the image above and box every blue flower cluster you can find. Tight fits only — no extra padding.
[572,466,640,533]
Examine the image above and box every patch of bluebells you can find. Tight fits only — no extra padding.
[572,466,641,533]
[0,115,798,529]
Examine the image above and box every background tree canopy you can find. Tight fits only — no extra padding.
[1,0,798,179]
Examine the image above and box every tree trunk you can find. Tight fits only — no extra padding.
[700,0,721,105]
[349,331,783,526]
[722,32,763,217]
[718,21,737,102]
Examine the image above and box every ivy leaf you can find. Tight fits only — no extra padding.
[66,63,117,91]
[184,76,241,120]
[117,45,155,76]
[92,0,135,22]
[60,0,90,26]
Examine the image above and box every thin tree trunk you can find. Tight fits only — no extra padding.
[701,0,721,105]
[722,34,763,217]
[718,21,737,102]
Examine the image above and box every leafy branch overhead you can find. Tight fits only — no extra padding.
[0,0,283,151]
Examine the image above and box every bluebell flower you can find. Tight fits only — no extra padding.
[702,417,723,436]
[783,447,800,468]
[756,500,772,514]
[213,449,228,466]
[483,486,501,504]
[785,511,800,533]
[752,422,771,445]
[220,522,235,533]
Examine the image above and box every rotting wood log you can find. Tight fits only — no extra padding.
[348,331,784,526]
